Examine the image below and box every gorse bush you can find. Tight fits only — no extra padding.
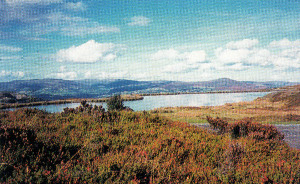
[62,100,105,116]
[0,108,299,183]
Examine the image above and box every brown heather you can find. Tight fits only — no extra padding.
[0,104,299,183]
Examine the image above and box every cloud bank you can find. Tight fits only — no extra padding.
[147,38,299,81]
[214,38,300,70]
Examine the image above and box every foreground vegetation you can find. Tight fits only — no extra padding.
[1,103,300,183]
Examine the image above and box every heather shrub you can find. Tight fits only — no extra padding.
[0,108,299,183]
[207,117,284,141]
[219,142,244,183]
[286,113,300,121]
[206,116,228,134]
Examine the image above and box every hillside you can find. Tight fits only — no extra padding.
[0,92,39,103]
[0,106,299,183]
[0,78,297,100]
[263,85,300,108]
[154,84,300,125]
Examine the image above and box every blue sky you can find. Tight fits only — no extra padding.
[0,0,299,82]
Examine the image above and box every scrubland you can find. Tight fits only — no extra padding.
[1,86,299,183]
[1,104,299,183]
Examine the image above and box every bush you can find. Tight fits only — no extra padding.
[206,116,228,134]
[206,117,284,141]
[107,95,125,111]
[219,142,244,183]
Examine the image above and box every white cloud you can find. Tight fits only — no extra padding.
[226,63,250,71]
[65,2,86,11]
[1,5,119,40]
[247,49,271,66]
[84,71,92,78]
[151,49,179,60]
[128,16,151,26]
[269,39,300,49]
[0,56,21,61]
[6,0,62,5]
[57,40,122,63]
[152,49,206,63]
[270,51,300,69]
[61,25,120,36]
[183,50,206,64]
[86,71,129,80]
[226,39,259,49]
[28,12,120,37]
[215,39,268,68]
[163,63,190,73]
[0,70,24,78]
[0,44,22,52]
[151,48,208,73]
[103,53,117,62]
[215,38,300,71]
[55,71,77,80]
[59,66,66,72]
[267,39,300,69]
[215,48,252,64]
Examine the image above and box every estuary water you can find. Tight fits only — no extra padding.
[10,92,269,113]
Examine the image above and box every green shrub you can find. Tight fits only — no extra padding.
[107,95,125,111]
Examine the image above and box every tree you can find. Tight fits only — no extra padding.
[107,94,125,111]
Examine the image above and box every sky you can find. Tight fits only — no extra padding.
[0,0,299,82]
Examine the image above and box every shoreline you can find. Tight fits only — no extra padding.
[0,94,144,110]
[139,88,273,96]
[0,89,273,110]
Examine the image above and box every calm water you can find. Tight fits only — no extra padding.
[10,92,269,113]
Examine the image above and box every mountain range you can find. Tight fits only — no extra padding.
[0,78,298,100]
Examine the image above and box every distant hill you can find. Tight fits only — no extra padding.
[0,78,298,100]
[0,92,39,103]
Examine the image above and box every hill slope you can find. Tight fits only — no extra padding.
[154,84,300,125]
[264,85,300,107]
[0,92,39,103]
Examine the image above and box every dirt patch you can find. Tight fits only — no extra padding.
[275,124,300,149]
